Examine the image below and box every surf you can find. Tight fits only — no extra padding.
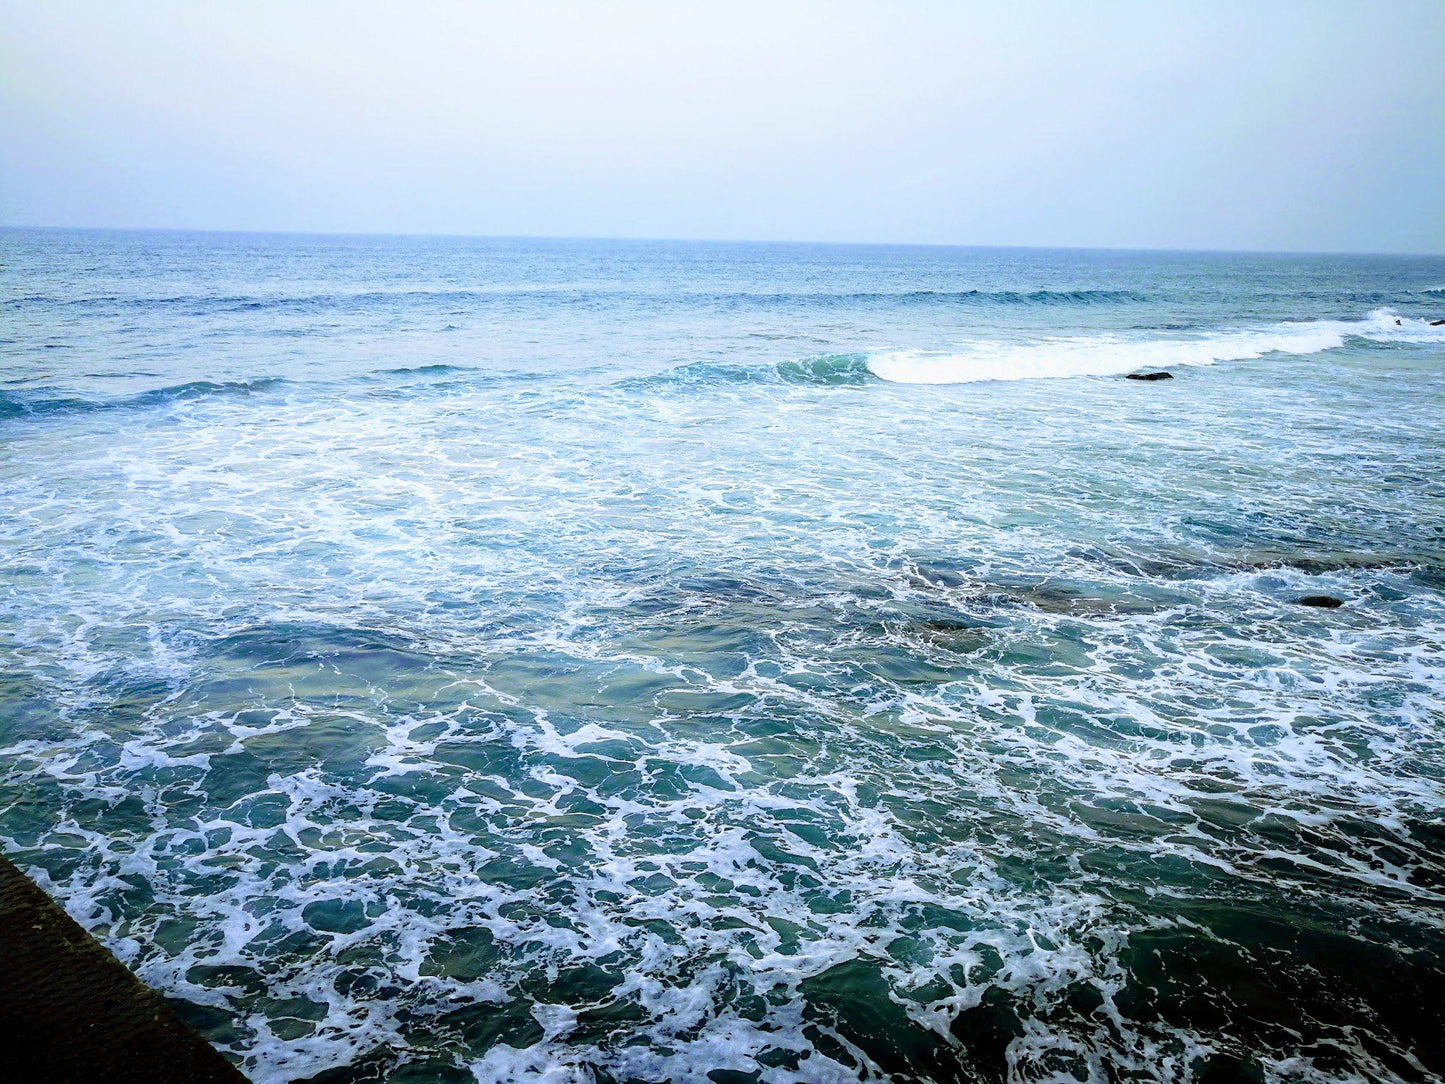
[866,309,1445,385]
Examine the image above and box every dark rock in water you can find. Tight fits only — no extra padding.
[1295,594,1344,608]
[1126,371,1173,381]
[1432,319,1445,326]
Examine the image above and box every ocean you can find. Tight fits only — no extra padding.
[2,229,1444,1083]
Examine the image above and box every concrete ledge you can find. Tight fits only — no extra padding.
[0,854,248,1083]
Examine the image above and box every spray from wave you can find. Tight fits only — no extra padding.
[867,308,1445,385]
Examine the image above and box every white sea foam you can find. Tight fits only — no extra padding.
[867,308,1445,384]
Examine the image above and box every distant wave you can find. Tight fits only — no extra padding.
[0,377,286,419]
[370,363,472,377]
[0,363,544,420]
[867,309,1445,385]
[2,286,1151,315]
[746,288,1151,307]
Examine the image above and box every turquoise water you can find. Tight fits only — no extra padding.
[3,229,1445,1083]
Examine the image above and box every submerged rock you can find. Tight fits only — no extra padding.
[1238,548,1419,575]
[1295,594,1345,608]
[1126,371,1174,381]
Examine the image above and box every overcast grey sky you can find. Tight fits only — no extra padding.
[2,1,1442,252]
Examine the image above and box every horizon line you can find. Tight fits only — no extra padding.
[2,222,1442,261]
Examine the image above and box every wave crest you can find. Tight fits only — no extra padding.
[775,355,874,385]
[626,355,875,391]
[0,377,286,420]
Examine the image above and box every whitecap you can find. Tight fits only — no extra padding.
[867,309,1445,384]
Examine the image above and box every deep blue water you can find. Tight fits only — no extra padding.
[3,229,1445,1083]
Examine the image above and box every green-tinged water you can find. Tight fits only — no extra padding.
[2,231,1445,1083]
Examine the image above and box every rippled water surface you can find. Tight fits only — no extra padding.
[3,230,1445,1083]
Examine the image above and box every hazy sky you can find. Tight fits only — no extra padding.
[2,1,1442,252]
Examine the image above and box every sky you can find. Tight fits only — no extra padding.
[1,1,1442,253]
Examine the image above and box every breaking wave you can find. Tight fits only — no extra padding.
[867,309,1445,385]
[632,311,1444,393]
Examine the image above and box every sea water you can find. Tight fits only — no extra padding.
[2,230,1444,1083]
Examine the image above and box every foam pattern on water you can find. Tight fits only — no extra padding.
[3,235,1445,1083]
